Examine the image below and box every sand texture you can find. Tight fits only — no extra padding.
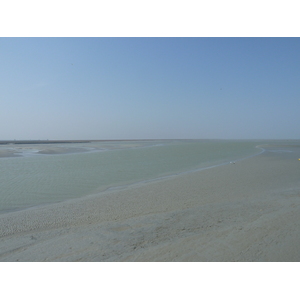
[1,147,300,261]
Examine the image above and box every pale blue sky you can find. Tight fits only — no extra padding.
[1,37,300,140]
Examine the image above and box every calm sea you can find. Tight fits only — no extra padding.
[0,140,262,213]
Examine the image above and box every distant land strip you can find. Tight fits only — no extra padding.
[0,139,185,145]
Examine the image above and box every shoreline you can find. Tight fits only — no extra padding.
[1,144,300,261]
[0,138,194,145]
[0,144,263,216]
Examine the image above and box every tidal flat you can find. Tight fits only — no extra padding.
[1,140,300,261]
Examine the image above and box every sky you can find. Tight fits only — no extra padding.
[1,37,300,140]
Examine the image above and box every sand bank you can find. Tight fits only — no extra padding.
[1,146,300,261]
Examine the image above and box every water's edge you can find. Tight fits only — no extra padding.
[0,142,266,216]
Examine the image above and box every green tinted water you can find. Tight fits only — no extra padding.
[0,140,261,213]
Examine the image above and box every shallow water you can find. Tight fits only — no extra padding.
[0,140,265,213]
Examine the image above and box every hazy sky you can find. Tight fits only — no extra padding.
[1,37,300,140]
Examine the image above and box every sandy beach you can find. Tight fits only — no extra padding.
[1,145,300,262]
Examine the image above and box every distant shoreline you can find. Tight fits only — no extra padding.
[0,139,176,145]
[1,138,296,145]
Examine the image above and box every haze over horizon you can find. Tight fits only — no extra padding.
[1,38,300,141]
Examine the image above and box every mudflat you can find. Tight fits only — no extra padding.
[1,146,300,261]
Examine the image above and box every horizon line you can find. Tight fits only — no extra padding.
[0,138,298,145]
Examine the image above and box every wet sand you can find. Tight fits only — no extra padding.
[0,144,91,157]
[1,146,300,261]
[0,140,159,157]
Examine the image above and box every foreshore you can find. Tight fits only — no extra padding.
[1,145,300,261]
